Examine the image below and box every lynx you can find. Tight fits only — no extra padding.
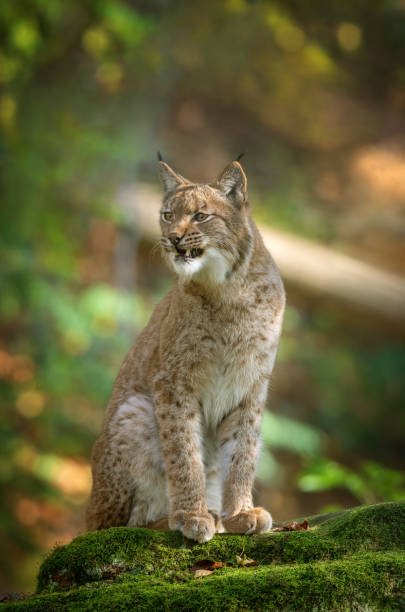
[86,158,285,542]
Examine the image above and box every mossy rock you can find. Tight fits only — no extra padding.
[3,501,405,611]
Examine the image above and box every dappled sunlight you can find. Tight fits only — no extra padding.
[51,459,92,501]
[1,0,404,595]
[351,144,405,204]
[33,455,91,501]
[12,445,92,502]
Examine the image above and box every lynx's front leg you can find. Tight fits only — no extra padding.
[153,377,215,543]
[219,379,272,534]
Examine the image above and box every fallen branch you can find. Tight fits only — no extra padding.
[118,183,405,322]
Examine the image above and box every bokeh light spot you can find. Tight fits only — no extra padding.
[52,459,92,499]
[11,21,40,55]
[82,27,110,58]
[12,355,35,383]
[352,145,405,202]
[337,23,362,52]
[225,0,246,13]
[16,390,45,418]
[302,44,335,75]
[16,498,41,527]
[275,25,306,52]
[62,329,90,356]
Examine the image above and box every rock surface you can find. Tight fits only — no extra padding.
[2,501,404,611]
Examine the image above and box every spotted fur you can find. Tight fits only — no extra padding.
[86,160,285,542]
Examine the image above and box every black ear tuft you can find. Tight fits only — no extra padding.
[236,152,245,162]
[157,151,164,162]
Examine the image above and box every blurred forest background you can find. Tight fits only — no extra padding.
[1,0,405,595]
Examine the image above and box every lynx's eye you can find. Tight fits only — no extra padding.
[162,211,174,222]
[194,212,210,222]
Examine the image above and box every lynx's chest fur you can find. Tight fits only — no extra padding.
[199,287,280,428]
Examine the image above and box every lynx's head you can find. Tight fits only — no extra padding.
[158,159,253,284]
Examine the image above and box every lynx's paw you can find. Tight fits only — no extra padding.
[223,507,272,534]
[170,511,216,543]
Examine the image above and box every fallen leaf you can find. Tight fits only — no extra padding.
[191,559,216,572]
[242,559,258,567]
[190,559,224,575]
[194,569,213,578]
[211,561,224,569]
[272,519,309,532]
[236,554,258,567]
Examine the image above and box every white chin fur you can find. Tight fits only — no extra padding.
[171,247,231,284]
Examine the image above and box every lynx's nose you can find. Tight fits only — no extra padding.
[169,232,184,246]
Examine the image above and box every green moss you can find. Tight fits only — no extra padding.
[2,502,405,611]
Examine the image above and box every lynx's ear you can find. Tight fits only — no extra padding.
[215,161,247,207]
[158,161,188,194]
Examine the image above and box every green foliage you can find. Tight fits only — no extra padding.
[298,458,405,505]
[258,410,323,483]
[259,303,405,508]
[261,410,323,456]
[277,304,405,460]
